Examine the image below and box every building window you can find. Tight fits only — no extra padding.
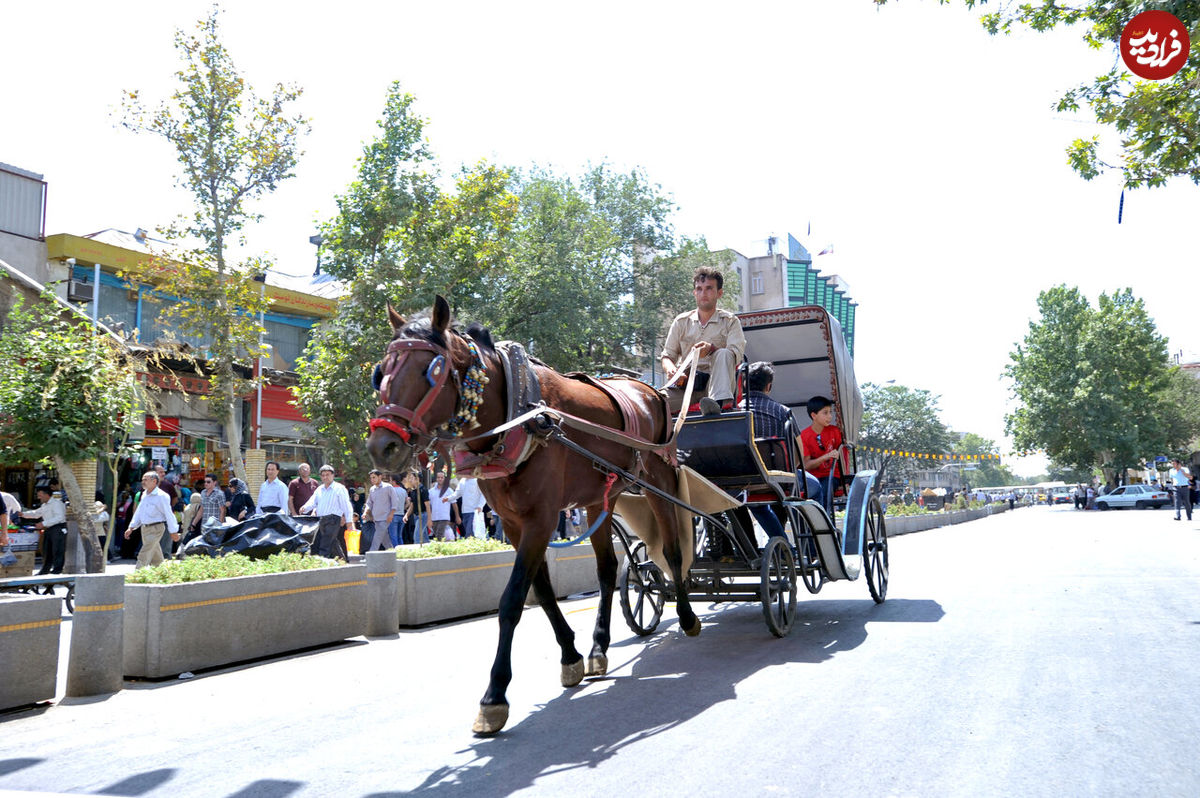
[751,274,764,295]
[264,319,311,371]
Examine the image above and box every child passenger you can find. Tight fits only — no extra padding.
[800,395,842,510]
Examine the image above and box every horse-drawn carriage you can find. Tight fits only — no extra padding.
[367,297,888,734]
[611,305,887,638]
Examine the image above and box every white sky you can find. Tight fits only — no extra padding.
[4,1,1197,477]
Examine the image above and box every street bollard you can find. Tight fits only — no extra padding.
[66,573,125,697]
[365,551,399,636]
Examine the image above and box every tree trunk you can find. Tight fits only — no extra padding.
[225,380,249,486]
[53,455,104,573]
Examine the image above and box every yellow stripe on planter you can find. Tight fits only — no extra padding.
[0,618,62,634]
[160,580,368,612]
[367,572,394,579]
[75,603,124,613]
[414,562,514,579]
[555,554,595,562]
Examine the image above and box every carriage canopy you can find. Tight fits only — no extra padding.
[737,306,862,446]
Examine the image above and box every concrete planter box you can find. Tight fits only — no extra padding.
[886,504,1008,536]
[545,545,598,597]
[395,545,600,627]
[0,594,61,709]
[123,564,367,679]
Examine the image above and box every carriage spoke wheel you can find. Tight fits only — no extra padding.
[788,508,823,595]
[760,536,797,637]
[863,496,889,604]
[618,541,666,636]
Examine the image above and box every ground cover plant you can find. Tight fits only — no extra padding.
[395,538,513,559]
[125,552,335,584]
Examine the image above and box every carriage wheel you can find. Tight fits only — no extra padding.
[863,496,888,604]
[787,506,823,595]
[759,536,797,637]
[64,583,75,614]
[618,541,666,636]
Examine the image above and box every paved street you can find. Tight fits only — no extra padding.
[2,504,1199,797]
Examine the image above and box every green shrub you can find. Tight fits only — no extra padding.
[395,538,514,559]
[125,552,336,584]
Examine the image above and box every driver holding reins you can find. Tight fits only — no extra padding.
[661,266,745,417]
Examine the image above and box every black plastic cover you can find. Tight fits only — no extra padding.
[180,512,320,559]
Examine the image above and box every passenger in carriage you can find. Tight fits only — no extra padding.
[737,361,797,541]
[660,266,745,417]
[800,396,843,511]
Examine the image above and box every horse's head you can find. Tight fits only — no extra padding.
[366,295,492,473]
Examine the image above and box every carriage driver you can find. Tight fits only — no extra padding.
[661,266,746,417]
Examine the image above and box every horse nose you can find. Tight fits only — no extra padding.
[367,432,408,472]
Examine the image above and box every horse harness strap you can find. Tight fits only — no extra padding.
[453,341,543,479]
[370,338,458,446]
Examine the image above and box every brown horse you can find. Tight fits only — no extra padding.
[365,296,697,735]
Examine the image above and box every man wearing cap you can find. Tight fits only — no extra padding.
[300,465,356,559]
[125,471,180,569]
[660,266,745,417]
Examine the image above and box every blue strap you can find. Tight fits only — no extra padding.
[548,510,609,548]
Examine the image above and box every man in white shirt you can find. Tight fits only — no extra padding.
[125,471,180,569]
[257,461,288,513]
[23,486,69,575]
[300,464,356,558]
[444,476,486,538]
[1168,459,1193,521]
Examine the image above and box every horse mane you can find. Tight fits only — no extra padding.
[399,313,496,355]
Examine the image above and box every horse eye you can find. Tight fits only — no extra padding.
[371,363,384,391]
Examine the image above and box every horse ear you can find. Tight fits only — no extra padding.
[432,295,452,333]
[387,304,406,333]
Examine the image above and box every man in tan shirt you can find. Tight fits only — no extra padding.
[660,266,746,415]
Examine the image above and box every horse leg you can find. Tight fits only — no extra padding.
[527,554,586,686]
[585,504,617,677]
[473,528,540,736]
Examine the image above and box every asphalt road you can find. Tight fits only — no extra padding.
[2,504,1198,797]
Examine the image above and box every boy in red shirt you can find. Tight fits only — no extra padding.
[800,395,842,510]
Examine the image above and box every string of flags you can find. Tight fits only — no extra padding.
[860,447,1047,461]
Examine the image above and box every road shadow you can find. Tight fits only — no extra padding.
[0,758,43,776]
[369,597,943,797]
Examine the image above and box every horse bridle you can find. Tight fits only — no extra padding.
[369,338,459,452]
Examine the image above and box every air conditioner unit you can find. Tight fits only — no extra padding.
[67,279,94,303]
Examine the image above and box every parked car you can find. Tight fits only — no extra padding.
[1050,488,1073,505]
[1094,484,1171,510]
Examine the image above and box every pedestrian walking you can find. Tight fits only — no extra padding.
[257,461,288,513]
[22,487,68,575]
[299,465,355,559]
[1168,459,1193,521]
[364,469,400,551]
[428,471,455,540]
[125,471,180,569]
[444,476,485,538]
[288,463,318,515]
[192,474,227,534]
[228,478,255,522]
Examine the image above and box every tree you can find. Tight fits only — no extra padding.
[952,432,1016,488]
[0,291,143,573]
[1158,366,1200,458]
[295,84,516,474]
[859,382,954,482]
[119,5,308,484]
[876,1,1200,188]
[1005,285,1181,483]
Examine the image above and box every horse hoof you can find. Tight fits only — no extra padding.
[586,654,608,677]
[472,703,509,736]
[684,617,702,637]
[561,658,585,687]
